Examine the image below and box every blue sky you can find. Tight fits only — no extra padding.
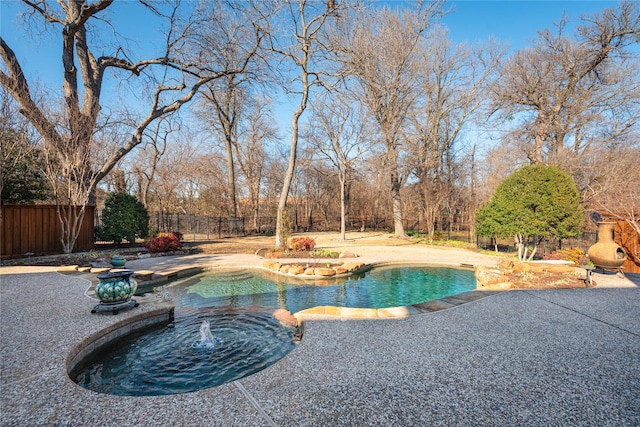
[0,0,625,143]
[441,0,620,47]
[1,1,622,89]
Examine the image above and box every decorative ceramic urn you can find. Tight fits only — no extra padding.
[110,256,126,268]
[588,222,626,270]
[95,270,138,303]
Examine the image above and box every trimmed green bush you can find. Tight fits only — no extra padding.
[476,164,582,261]
[97,192,150,244]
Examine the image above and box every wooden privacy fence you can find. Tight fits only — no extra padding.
[610,218,640,274]
[1,204,95,258]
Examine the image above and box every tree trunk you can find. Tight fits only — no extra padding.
[275,0,321,249]
[339,173,346,240]
[275,107,303,249]
[224,135,238,218]
[388,148,406,238]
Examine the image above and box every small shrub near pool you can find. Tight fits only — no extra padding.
[146,233,183,253]
[543,248,586,266]
[290,237,316,252]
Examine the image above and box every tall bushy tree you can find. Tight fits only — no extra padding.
[97,192,149,244]
[476,164,583,261]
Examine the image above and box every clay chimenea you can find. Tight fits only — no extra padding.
[588,221,626,273]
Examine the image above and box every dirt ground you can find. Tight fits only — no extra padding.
[193,231,420,255]
[1,232,418,266]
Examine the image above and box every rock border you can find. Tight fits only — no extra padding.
[476,260,593,290]
[261,260,370,278]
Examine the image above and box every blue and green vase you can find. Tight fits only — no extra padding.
[95,270,138,303]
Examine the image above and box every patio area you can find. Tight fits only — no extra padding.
[1,249,639,426]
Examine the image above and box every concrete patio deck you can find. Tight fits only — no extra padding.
[1,248,639,426]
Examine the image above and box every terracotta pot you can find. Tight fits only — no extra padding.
[588,222,626,269]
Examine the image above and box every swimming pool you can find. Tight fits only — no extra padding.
[167,265,476,314]
[71,265,476,396]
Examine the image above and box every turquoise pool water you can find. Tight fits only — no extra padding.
[168,266,476,313]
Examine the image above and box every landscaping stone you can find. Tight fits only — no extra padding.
[343,262,365,272]
[333,266,348,275]
[314,267,336,276]
[288,266,305,275]
[279,265,290,273]
[339,252,357,258]
[475,265,513,289]
[477,262,592,290]
[262,261,282,272]
[272,308,298,327]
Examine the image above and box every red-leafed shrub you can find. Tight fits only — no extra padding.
[290,236,316,252]
[146,233,183,253]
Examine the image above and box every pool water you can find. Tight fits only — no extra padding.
[72,306,298,396]
[169,266,476,314]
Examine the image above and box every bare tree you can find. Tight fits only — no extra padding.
[306,93,371,239]
[235,98,278,232]
[587,145,640,262]
[490,2,640,170]
[268,0,341,249]
[0,0,264,252]
[407,29,503,241]
[130,116,179,209]
[194,3,268,220]
[333,1,445,238]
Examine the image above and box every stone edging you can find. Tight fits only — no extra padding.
[261,260,371,278]
[66,305,174,378]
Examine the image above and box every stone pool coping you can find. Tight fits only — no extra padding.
[293,289,502,321]
[66,256,490,321]
[60,254,628,322]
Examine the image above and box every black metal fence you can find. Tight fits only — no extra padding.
[95,209,599,254]
[95,211,475,242]
[476,233,598,256]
